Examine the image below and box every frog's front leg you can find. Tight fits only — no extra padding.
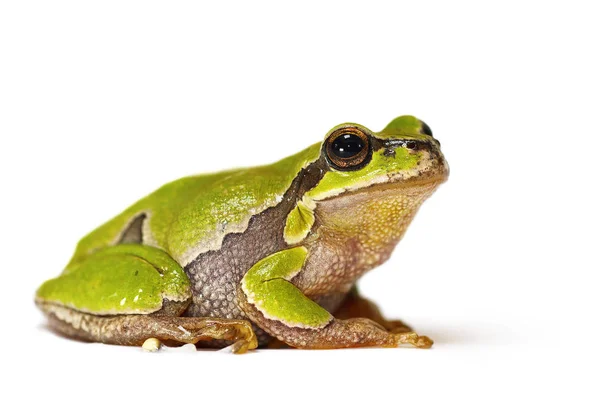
[238,247,432,349]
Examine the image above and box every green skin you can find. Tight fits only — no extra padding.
[36,115,449,352]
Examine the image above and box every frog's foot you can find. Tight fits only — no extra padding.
[333,286,413,333]
[39,303,258,354]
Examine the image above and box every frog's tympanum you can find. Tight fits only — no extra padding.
[36,116,449,353]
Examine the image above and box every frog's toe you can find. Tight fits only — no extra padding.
[394,332,434,349]
[225,324,259,354]
[215,338,257,354]
[142,338,162,352]
[415,335,434,349]
[227,340,252,354]
[233,333,259,354]
[216,343,237,353]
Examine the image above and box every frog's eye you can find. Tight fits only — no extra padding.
[420,121,433,137]
[325,126,371,170]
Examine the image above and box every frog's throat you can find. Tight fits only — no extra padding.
[312,178,442,260]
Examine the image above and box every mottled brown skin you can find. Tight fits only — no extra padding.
[184,162,326,322]
[39,132,446,352]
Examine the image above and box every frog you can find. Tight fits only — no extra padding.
[35,115,449,353]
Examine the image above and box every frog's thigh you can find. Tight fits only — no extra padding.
[334,286,413,333]
[238,248,432,349]
[36,244,258,353]
[39,303,258,353]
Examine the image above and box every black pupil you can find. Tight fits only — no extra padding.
[331,134,365,159]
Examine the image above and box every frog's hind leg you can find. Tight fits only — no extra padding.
[334,286,413,333]
[36,243,258,353]
[38,302,258,354]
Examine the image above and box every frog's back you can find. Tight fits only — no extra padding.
[69,143,322,269]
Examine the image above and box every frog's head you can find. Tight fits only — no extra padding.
[303,115,449,271]
[308,115,449,202]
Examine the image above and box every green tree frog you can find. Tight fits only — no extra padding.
[36,115,449,353]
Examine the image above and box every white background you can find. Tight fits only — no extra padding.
[1,1,598,399]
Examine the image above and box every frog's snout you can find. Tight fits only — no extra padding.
[409,139,449,183]
[430,143,450,183]
[422,139,449,182]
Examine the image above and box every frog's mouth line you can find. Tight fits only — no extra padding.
[327,174,447,203]
[364,175,446,194]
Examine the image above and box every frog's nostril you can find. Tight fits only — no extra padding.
[385,139,435,152]
[405,141,417,150]
[404,140,433,152]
